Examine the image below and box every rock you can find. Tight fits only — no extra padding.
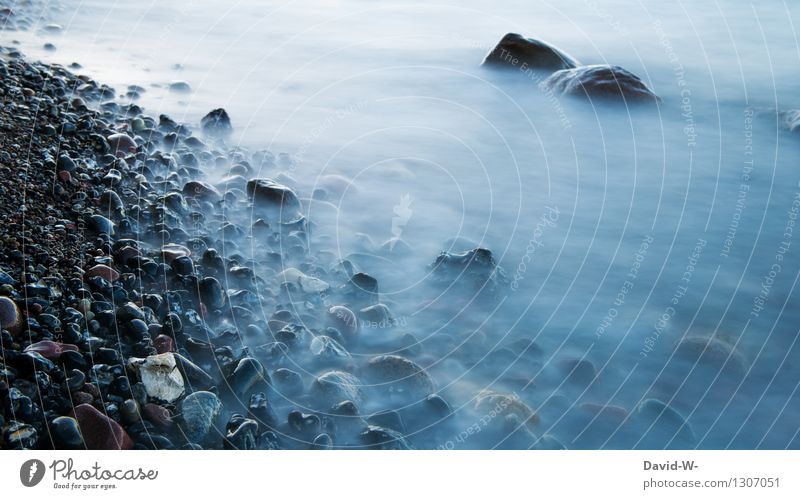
[483,33,578,72]
[245,178,302,222]
[0,296,23,335]
[142,403,173,429]
[429,247,507,291]
[541,64,659,103]
[309,335,351,364]
[87,214,114,235]
[85,264,119,282]
[50,416,84,449]
[228,357,267,397]
[199,276,225,310]
[359,304,395,327]
[363,355,435,400]
[128,352,185,403]
[474,390,539,432]
[173,353,215,389]
[224,415,259,450]
[327,305,359,341]
[4,421,38,449]
[361,425,413,450]
[272,368,303,396]
[24,340,79,360]
[201,108,233,137]
[107,133,137,156]
[310,370,363,407]
[169,80,191,93]
[154,335,174,354]
[183,181,221,202]
[161,243,191,262]
[180,391,222,444]
[71,403,134,450]
[675,336,744,372]
[561,358,597,385]
[634,399,695,448]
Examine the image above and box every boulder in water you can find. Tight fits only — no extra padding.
[541,64,659,103]
[483,33,579,72]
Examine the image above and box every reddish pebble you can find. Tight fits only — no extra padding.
[29,302,43,315]
[84,264,119,282]
[24,340,79,360]
[57,170,72,183]
[71,403,134,450]
[154,334,174,354]
[142,403,173,429]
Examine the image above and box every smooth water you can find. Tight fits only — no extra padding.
[7,0,800,448]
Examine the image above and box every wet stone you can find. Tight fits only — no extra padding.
[483,33,579,72]
[71,403,134,450]
[180,391,222,444]
[50,416,84,449]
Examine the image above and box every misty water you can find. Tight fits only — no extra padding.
[8,0,800,448]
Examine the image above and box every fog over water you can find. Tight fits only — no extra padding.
[8,0,800,448]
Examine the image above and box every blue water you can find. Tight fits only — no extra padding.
[6,0,800,448]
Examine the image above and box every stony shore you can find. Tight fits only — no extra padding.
[0,47,480,450]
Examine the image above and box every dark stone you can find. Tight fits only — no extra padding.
[50,416,85,449]
[71,403,134,450]
[483,33,578,72]
[542,64,659,103]
[201,108,233,137]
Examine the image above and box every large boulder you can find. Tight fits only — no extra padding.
[483,33,578,72]
[363,355,435,401]
[541,64,659,103]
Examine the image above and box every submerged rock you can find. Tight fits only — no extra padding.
[429,247,508,291]
[474,390,539,432]
[541,64,659,103]
[310,370,364,407]
[361,425,413,450]
[363,355,435,400]
[201,108,233,137]
[246,178,302,222]
[483,33,578,72]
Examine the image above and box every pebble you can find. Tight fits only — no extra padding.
[129,352,185,403]
[50,416,84,449]
[0,296,23,335]
[71,403,134,450]
[180,391,222,444]
[24,340,79,360]
[85,264,120,282]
